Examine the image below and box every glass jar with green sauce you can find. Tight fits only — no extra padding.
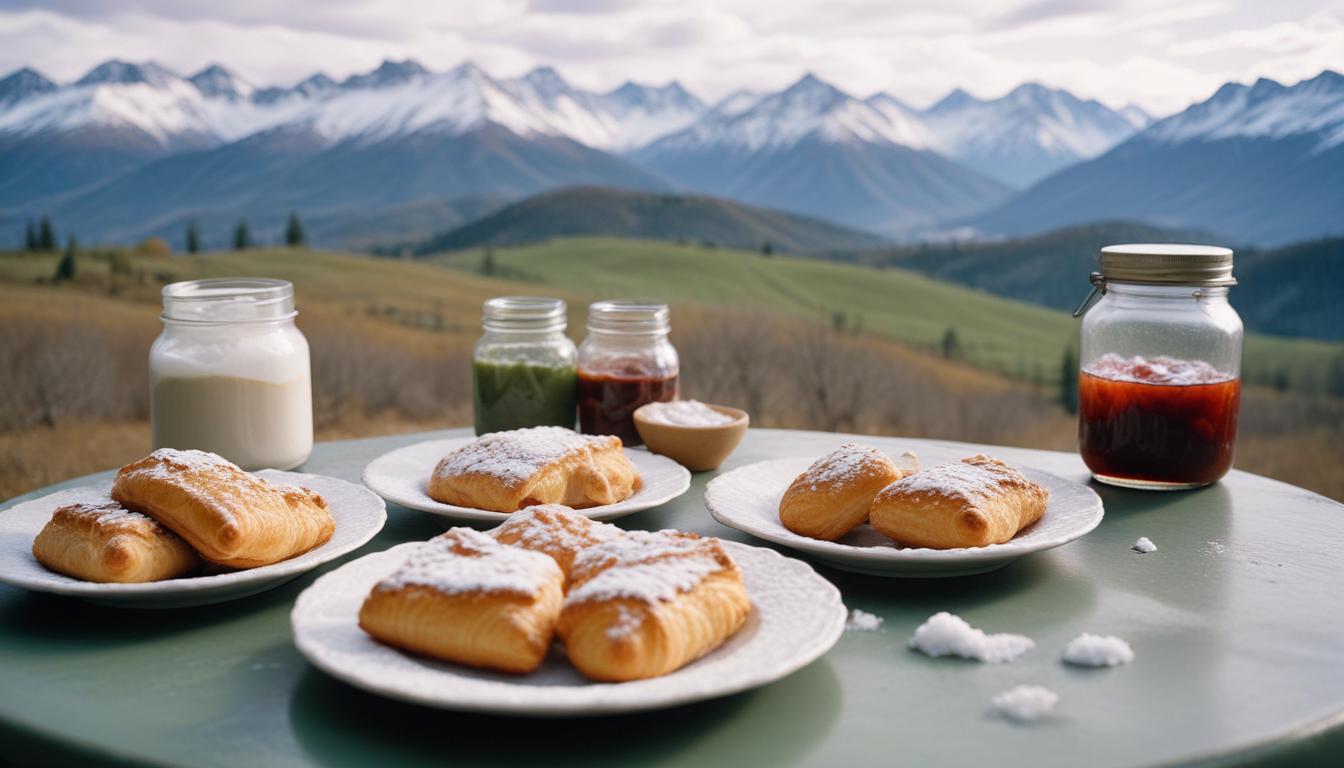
[472,296,578,435]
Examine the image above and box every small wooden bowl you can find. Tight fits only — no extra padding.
[633,403,749,472]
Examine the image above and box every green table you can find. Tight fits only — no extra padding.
[2,429,1343,767]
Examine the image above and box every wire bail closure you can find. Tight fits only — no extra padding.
[1072,272,1106,318]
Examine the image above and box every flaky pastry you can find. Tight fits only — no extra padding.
[110,448,334,568]
[32,500,200,583]
[428,427,640,512]
[869,454,1048,549]
[359,528,563,674]
[778,444,918,540]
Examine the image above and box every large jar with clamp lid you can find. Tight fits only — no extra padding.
[1073,244,1243,490]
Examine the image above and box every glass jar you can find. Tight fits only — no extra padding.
[150,278,312,470]
[472,296,578,435]
[578,301,679,446]
[1074,244,1242,490]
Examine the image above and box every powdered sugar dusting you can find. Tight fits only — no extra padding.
[565,530,730,606]
[884,455,1020,503]
[1086,353,1235,386]
[845,609,883,632]
[54,500,161,533]
[377,528,560,596]
[641,400,736,426]
[909,611,1034,663]
[433,427,611,487]
[1062,633,1135,666]
[991,685,1059,722]
[494,505,622,553]
[799,443,898,489]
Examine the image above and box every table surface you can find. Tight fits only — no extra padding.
[2,428,1343,768]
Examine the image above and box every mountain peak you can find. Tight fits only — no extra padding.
[521,65,572,93]
[190,64,252,100]
[0,67,57,103]
[930,87,981,113]
[76,60,179,88]
[342,58,428,89]
[782,72,848,102]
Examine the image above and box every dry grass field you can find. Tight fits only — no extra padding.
[1,244,1340,503]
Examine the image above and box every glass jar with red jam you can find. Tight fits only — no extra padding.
[577,301,679,446]
[1074,244,1242,490]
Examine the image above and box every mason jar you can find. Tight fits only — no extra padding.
[577,300,679,446]
[1074,244,1242,490]
[150,278,312,470]
[472,296,578,435]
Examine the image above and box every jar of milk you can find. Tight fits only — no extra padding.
[150,278,313,470]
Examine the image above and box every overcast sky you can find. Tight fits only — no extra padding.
[1,0,1341,114]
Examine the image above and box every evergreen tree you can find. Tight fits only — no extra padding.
[941,327,962,359]
[54,235,77,283]
[481,246,496,276]
[186,222,201,254]
[285,212,305,247]
[24,220,36,251]
[1060,347,1079,415]
[761,241,774,256]
[233,219,250,251]
[38,216,55,250]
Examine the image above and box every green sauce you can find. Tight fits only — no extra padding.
[473,359,578,435]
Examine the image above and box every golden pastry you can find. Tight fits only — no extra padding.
[428,427,641,513]
[359,528,564,674]
[490,504,622,582]
[778,444,918,540]
[558,530,751,682]
[869,454,1048,549]
[110,448,334,568]
[31,500,200,583]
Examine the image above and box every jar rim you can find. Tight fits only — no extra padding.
[482,296,567,332]
[161,278,296,323]
[587,300,670,335]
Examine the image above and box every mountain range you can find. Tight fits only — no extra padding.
[0,58,1155,247]
[0,58,1339,248]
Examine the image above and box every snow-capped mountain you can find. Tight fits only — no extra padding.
[920,83,1143,186]
[0,68,56,106]
[634,74,1009,235]
[968,70,1344,245]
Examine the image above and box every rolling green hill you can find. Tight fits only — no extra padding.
[431,236,1343,389]
[414,186,889,255]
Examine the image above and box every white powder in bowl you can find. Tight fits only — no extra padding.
[991,685,1059,722]
[1132,537,1157,553]
[909,611,1034,663]
[1062,633,1135,667]
[641,400,736,427]
[845,609,884,632]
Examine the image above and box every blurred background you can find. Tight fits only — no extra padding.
[0,0,1340,500]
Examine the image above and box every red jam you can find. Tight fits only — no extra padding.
[1078,354,1240,487]
[578,369,678,445]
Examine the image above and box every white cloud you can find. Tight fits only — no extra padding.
[0,0,1339,115]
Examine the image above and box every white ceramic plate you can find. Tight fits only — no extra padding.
[291,540,845,716]
[0,471,387,608]
[705,455,1104,578]
[361,438,692,523]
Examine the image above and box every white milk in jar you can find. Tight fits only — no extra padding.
[150,278,313,470]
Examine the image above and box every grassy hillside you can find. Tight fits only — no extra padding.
[415,186,889,255]
[432,236,1343,388]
